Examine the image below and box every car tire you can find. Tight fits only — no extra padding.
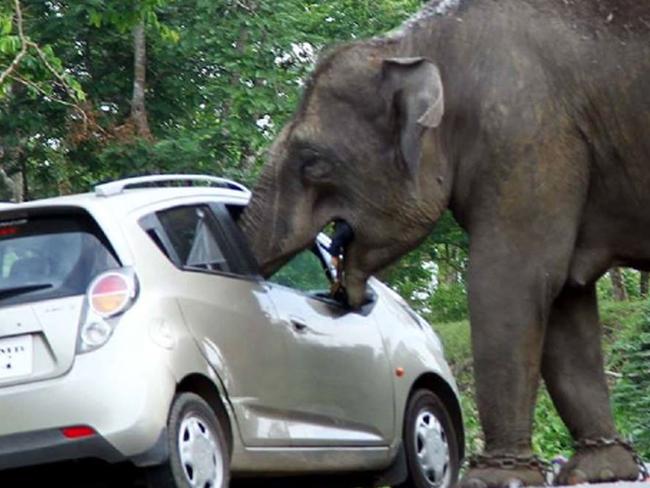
[394,389,460,488]
[147,392,230,488]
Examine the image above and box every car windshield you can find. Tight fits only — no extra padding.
[0,213,120,307]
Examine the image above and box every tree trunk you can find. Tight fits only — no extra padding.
[130,20,153,140]
[0,141,23,203]
[610,268,628,302]
[18,156,26,202]
[0,167,16,201]
[640,272,649,298]
[12,171,24,203]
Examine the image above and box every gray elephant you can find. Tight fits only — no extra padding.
[240,0,650,486]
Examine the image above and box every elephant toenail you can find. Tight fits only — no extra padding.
[462,478,488,488]
[507,478,524,488]
[599,469,615,481]
[567,469,588,485]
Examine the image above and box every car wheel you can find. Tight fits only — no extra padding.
[147,392,230,488]
[394,389,460,488]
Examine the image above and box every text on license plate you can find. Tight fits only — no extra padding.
[0,335,33,379]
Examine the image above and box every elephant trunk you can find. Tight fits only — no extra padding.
[240,169,283,275]
[239,194,263,246]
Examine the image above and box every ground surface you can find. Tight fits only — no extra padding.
[0,460,373,487]
[1,459,648,487]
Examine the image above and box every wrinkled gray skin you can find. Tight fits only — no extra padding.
[240,0,650,486]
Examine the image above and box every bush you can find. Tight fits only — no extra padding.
[610,302,650,459]
[428,283,469,323]
[532,389,572,458]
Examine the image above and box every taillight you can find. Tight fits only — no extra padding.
[0,226,18,238]
[88,271,135,318]
[61,426,96,439]
[78,269,137,354]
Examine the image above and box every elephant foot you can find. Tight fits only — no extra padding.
[556,439,642,485]
[460,454,548,488]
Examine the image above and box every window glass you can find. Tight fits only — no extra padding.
[156,206,230,272]
[270,249,330,292]
[0,215,120,306]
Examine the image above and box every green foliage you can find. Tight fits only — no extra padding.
[609,301,650,458]
[270,249,330,292]
[597,268,646,302]
[429,283,468,323]
[429,320,472,372]
[75,0,170,31]
[600,298,648,346]
[385,211,469,322]
[1,0,434,201]
[532,390,572,458]
[460,393,483,456]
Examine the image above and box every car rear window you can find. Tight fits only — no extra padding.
[0,213,120,307]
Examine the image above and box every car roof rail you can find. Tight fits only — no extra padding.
[94,174,250,197]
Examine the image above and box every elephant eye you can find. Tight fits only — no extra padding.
[302,158,333,183]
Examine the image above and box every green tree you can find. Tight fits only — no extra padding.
[0,0,172,199]
[385,211,470,322]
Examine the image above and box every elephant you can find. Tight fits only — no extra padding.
[240,0,650,486]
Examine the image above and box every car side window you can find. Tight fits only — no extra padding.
[270,248,331,293]
[211,203,260,276]
[148,205,231,273]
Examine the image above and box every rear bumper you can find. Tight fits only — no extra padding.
[0,328,177,470]
[0,428,124,470]
[0,426,169,470]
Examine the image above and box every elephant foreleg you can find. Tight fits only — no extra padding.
[460,253,551,488]
[542,284,640,484]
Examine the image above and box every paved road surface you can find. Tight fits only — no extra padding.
[1,461,648,488]
[0,461,372,487]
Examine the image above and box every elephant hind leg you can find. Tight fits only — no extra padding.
[542,284,640,484]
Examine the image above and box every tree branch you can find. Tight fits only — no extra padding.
[234,0,255,14]
[0,0,28,87]
[2,0,84,104]
[0,167,17,201]
[1,0,98,139]
[9,73,90,130]
[28,40,77,100]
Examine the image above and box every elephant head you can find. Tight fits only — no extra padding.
[241,42,452,307]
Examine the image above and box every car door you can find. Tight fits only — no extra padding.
[264,244,396,447]
[140,203,296,447]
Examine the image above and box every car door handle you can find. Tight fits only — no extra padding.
[290,317,309,333]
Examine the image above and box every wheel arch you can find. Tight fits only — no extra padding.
[176,373,234,455]
[410,373,465,462]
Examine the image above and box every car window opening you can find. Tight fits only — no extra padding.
[152,205,232,274]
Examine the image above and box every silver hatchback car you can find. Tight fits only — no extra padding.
[0,175,464,488]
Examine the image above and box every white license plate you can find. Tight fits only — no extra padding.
[0,335,33,379]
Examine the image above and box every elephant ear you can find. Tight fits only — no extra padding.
[383,57,445,177]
